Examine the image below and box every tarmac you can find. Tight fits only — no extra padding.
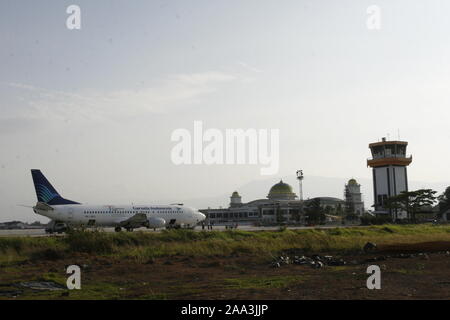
[0,223,355,237]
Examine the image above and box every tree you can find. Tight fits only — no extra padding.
[385,189,437,222]
[438,186,450,219]
[305,198,326,225]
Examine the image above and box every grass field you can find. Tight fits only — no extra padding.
[1,224,449,264]
[1,224,449,299]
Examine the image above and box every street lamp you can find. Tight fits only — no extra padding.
[296,170,305,223]
[296,170,304,201]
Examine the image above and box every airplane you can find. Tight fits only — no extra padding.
[30,169,206,232]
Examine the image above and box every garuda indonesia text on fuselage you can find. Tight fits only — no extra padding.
[31,169,205,232]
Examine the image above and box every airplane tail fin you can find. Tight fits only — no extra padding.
[31,169,80,205]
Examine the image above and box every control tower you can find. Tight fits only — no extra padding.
[367,137,412,219]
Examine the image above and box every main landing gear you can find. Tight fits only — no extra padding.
[114,226,134,232]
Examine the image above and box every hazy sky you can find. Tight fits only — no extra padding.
[1,1,450,222]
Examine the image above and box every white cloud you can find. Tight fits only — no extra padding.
[237,61,263,73]
[2,71,238,122]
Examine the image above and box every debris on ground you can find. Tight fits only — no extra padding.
[293,256,313,265]
[19,281,65,291]
[269,249,447,269]
[271,262,281,268]
[364,256,387,263]
[0,289,22,298]
[279,256,290,265]
[420,253,430,260]
[314,261,324,269]
[272,254,346,269]
[363,242,377,253]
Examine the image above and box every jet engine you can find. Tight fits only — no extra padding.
[147,217,166,229]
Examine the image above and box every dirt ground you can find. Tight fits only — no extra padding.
[1,241,449,300]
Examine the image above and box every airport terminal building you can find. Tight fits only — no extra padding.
[200,180,352,225]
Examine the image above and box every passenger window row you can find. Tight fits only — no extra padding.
[83,210,179,214]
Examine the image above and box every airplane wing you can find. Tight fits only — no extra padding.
[119,213,148,228]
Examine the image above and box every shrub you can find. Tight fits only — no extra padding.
[360,216,393,225]
[65,229,114,254]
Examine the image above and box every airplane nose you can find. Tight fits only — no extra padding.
[198,212,206,221]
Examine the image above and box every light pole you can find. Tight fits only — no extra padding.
[296,170,304,201]
[296,170,304,223]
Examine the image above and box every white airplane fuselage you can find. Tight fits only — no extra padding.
[35,204,205,229]
[30,169,205,230]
